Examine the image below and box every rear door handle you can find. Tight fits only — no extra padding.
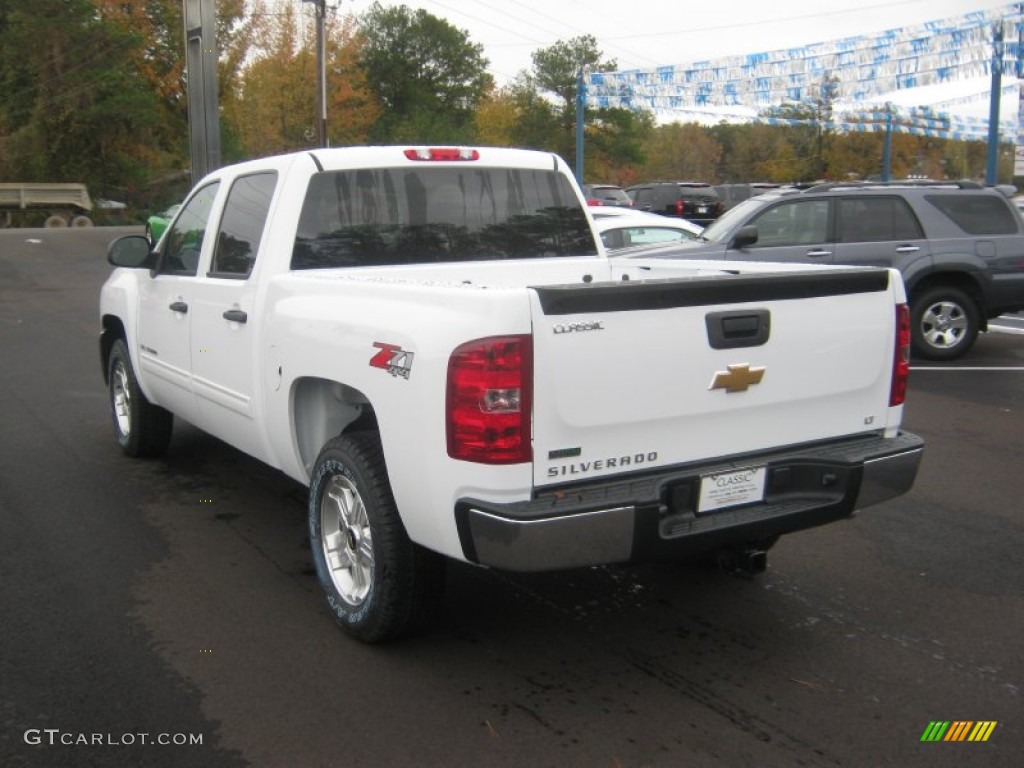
[896,245,920,253]
[169,301,188,314]
[222,309,248,324]
[805,249,832,257]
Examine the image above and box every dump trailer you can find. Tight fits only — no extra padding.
[0,182,93,227]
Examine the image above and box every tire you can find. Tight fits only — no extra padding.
[44,214,68,228]
[309,432,445,643]
[107,339,173,457]
[70,215,93,227]
[910,286,980,361]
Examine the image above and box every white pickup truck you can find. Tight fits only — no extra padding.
[101,146,923,642]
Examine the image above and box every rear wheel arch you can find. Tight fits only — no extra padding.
[291,377,378,477]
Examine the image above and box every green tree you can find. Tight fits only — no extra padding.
[531,35,615,116]
[357,2,490,142]
[0,0,166,193]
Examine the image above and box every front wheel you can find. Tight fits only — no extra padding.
[107,339,173,457]
[309,432,445,643]
[910,286,980,361]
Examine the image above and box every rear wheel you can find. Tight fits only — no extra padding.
[910,286,980,361]
[309,432,445,643]
[107,339,173,457]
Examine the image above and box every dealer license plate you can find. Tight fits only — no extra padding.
[697,466,766,513]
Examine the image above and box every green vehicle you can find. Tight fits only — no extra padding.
[145,203,180,244]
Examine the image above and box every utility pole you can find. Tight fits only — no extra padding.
[183,0,221,183]
[303,0,328,147]
[575,68,585,185]
[881,103,893,182]
[986,21,1004,185]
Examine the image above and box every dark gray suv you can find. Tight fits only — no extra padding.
[643,181,1024,360]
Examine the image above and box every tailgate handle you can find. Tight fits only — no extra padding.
[705,309,770,349]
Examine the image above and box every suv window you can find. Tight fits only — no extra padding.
[292,168,596,268]
[925,194,1018,235]
[210,172,277,278]
[837,196,924,242]
[750,200,828,246]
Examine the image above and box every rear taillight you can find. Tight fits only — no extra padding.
[890,303,910,406]
[587,198,604,206]
[404,147,479,161]
[447,336,532,464]
[675,200,684,216]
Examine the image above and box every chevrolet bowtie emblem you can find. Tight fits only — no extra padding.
[710,363,766,393]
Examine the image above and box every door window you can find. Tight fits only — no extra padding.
[751,200,829,246]
[210,172,278,278]
[836,196,923,242]
[160,182,220,275]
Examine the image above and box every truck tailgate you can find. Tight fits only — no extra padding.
[529,269,899,487]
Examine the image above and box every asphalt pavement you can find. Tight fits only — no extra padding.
[0,226,1021,768]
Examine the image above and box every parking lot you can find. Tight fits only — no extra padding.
[0,226,1021,768]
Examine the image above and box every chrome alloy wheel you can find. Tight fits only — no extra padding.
[111,359,132,437]
[919,299,968,350]
[320,474,374,606]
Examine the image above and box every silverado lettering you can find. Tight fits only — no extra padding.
[547,452,659,478]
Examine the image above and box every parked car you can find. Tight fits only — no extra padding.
[581,183,633,207]
[714,182,783,211]
[591,208,703,252]
[644,180,1024,360]
[625,181,724,225]
[145,203,181,244]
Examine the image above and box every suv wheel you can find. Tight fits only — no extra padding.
[910,286,980,361]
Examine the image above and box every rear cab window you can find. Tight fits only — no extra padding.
[291,167,597,269]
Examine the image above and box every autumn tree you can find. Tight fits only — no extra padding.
[638,123,722,182]
[357,3,490,142]
[224,3,377,156]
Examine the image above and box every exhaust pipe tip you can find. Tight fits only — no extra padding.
[715,546,768,577]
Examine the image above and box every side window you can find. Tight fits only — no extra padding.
[625,227,690,246]
[752,200,829,246]
[210,172,277,278]
[160,182,220,276]
[925,193,1018,235]
[837,197,923,242]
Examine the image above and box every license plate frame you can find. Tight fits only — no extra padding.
[697,466,767,513]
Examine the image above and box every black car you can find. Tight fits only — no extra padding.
[625,181,724,225]
[581,184,633,207]
[642,180,1024,360]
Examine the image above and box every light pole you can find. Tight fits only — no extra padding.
[302,0,328,147]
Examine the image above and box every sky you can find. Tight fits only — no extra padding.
[336,0,1018,123]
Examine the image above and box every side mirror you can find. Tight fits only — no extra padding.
[732,225,759,249]
[107,235,155,268]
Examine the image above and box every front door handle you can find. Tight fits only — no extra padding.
[169,301,188,314]
[805,249,832,257]
[222,309,248,324]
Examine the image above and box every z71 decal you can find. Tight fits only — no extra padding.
[369,342,414,379]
